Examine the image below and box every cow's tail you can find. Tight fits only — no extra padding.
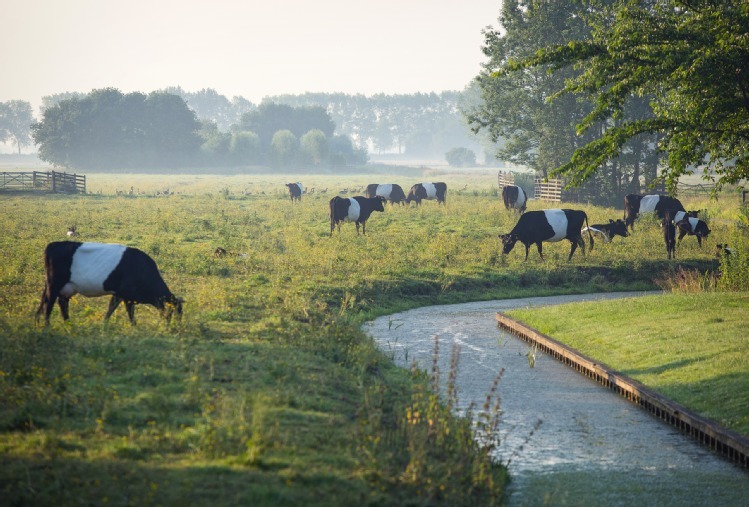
[584,213,594,253]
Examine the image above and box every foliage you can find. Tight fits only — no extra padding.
[0,100,34,154]
[445,147,477,167]
[269,91,483,160]
[240,103,335,149]
[229,131,262,166]
[300,129,330,167]
[163,86,255,131]
[499,0,749,192]
[32,88,202,170]
[269,130,298,168]
[467,0,665,205]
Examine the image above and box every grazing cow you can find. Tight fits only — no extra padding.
[663,212,676,259]
[213,247,247,259]
[365,183,407,205]
[675,217,711,247]
[715,244,733,258]
[286,182,304,203]
[582,219,629,243]
[499,209,594,261]
[36,241,183,325]
[501,185,528,213]
[329,196,385,236]
[623,194,685,232]
[405,182,447,205]
[673,209,700,224]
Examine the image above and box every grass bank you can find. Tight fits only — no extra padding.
[0,172,744,505]
[506,291,749,437]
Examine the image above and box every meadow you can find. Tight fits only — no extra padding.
[0,170,746,505]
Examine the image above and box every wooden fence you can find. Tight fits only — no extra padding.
[534,177,563,202]
[497,170,515,189]
[0,171,86,194]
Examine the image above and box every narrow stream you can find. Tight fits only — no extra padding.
[363,293,749,506]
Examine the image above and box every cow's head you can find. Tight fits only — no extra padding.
[499,233,518,254]
[375,196,386,211]
[609,219,629,238]
[163,295,184,322]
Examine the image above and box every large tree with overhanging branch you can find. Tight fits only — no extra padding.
[492,0,749,193]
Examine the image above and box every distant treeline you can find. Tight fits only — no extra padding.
[32,87,489,172]
[32,89,367,171]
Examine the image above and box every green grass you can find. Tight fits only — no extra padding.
[506,292,749,435]
[0,172,745,505]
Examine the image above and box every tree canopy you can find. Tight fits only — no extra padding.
[0,100,34,154]
[32,88,201,170]
[481,0,749,192]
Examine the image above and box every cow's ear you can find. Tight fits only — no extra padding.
[609,219,614,224]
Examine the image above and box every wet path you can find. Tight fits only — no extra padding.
[363,293,749,506]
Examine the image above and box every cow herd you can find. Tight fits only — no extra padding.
[35,180,718,326]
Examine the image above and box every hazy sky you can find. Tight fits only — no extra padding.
[3,0,502,112]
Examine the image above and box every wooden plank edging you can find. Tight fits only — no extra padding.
[496,311,749,468]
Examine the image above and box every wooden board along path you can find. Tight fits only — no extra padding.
[496,312,749,469]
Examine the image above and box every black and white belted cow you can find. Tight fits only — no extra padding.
[329,196,385,236]
[36,241,183,325]
[405,182,447,206]
[365,183,407,205]
[501,185,528,213]
[676,217,711,247]
[286,182,304,203]
[500,209,594,261]
[715,244,733,258]
[582,219,629,243]
[623,194,685,232]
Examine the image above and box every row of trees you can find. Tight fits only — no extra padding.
[31,89,367,171]
[468,0,749,203]
[152,88,488,162]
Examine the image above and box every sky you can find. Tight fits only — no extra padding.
[3,0,503,114]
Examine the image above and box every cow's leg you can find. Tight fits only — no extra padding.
[361,221,366,235]
[58,296,71,320]
[677,229,687,245]
[44,290,59,324]
[125,302,136,325]
[697,234,703,247]
[105,296,122,320]
[568,238,580,261]
[355,222,361,235]
[535,242,544,261]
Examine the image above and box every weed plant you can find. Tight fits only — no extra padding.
[0,172,741,505]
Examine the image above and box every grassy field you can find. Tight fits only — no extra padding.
[0,170,746,505]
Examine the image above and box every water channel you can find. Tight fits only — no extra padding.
[363,293,749,506]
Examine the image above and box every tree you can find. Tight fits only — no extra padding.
[329,135,368,168]
[270,130,298,168]
[299,129,329,166]
[229,131,261,166]
[240,103,335,148]
[0,100,34,154]
[445,147,476,167]
[32,88,201,170]
[467,1,592,178]
[501,0,749,191]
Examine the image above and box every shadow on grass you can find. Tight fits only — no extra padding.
[1,455,370,507]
